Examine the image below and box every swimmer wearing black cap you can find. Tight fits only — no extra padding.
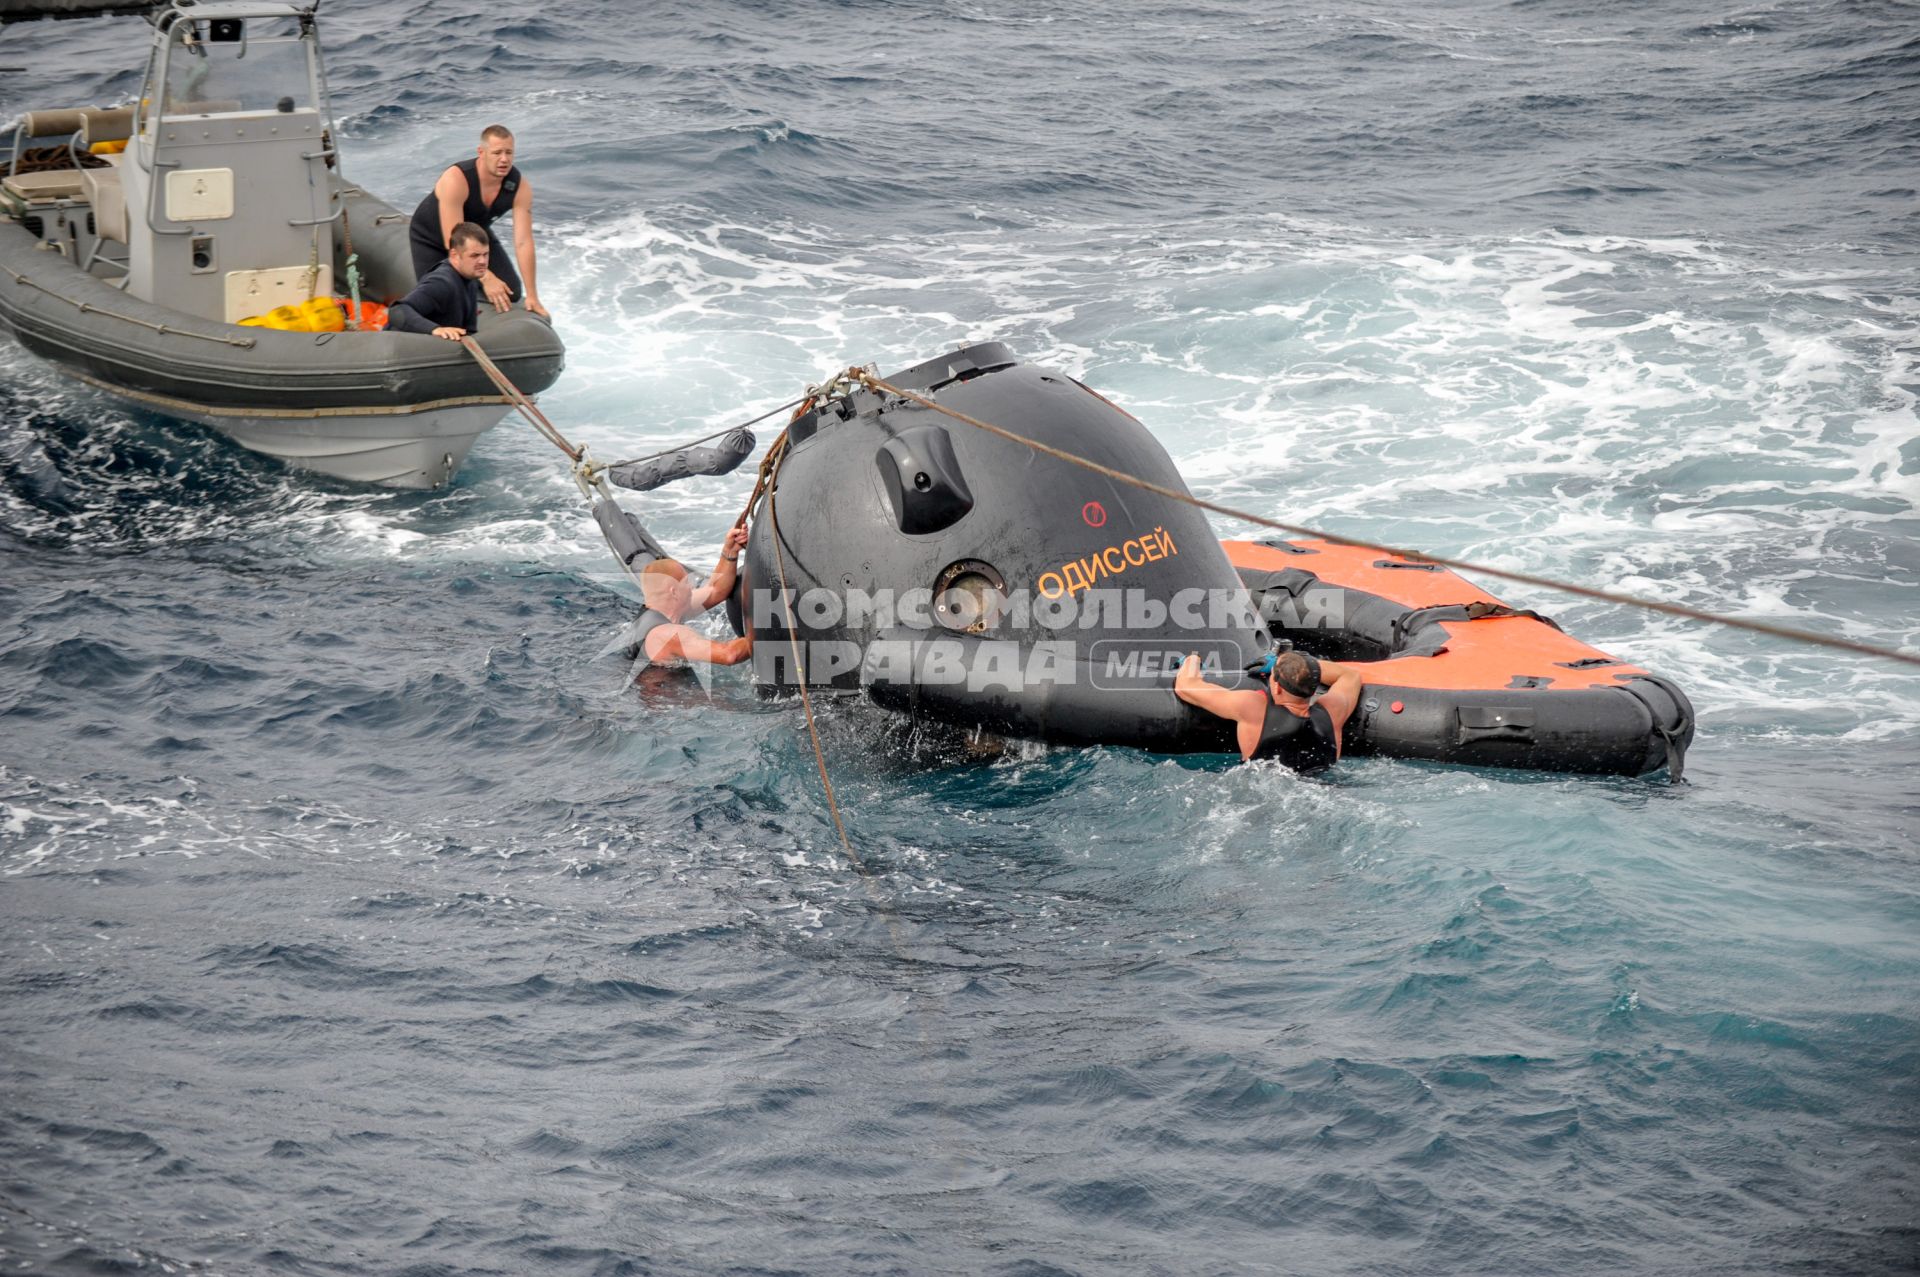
[1173,649,1366,772]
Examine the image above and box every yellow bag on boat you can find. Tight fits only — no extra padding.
[238,297,345,333]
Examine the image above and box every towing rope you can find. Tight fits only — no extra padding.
[763,434,863,868]
[469,339,1916,688]
[844,369,1920,670]
[730,393,817,531]
[460,336,581,462]
[589,395,811,476]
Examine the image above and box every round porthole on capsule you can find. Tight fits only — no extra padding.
[932,559,1007,634]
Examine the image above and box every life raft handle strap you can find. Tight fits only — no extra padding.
[1390,600,1565,655]
[1462,600,1563,630]
[1653,720,1688,783]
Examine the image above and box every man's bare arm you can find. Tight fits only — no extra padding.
[1313,658,1366,729]
[694,526,749,612]
[511,180,547,318]
[434,167,465,249]
[650,628,752,667]
[1173,653,1262,724]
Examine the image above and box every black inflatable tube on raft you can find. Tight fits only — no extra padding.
[1340,675,1692,777]
[849,625,1693,776]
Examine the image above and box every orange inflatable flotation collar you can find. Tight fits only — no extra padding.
[1226,538,1693,777]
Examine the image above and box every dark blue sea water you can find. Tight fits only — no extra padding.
[4,2,1918,1273]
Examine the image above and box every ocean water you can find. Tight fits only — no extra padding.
[3,1,1917,1273]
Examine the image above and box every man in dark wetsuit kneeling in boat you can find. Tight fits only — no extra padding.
[409,124,549,319]
[626,526,754,672]
[384,222,488,339]
[1174,650,1365,772]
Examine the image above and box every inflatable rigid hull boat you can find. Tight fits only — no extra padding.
[0,0,563,488]
[721,342,1692,777]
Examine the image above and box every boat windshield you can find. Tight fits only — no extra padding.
[161,17,315,117]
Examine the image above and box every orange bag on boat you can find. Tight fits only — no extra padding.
[337,298,388,331]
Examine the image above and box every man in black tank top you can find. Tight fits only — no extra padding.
[1174,650,1366,773]
[408,124,549,319]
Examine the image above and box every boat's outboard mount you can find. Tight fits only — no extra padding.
[738,342,1272,751]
